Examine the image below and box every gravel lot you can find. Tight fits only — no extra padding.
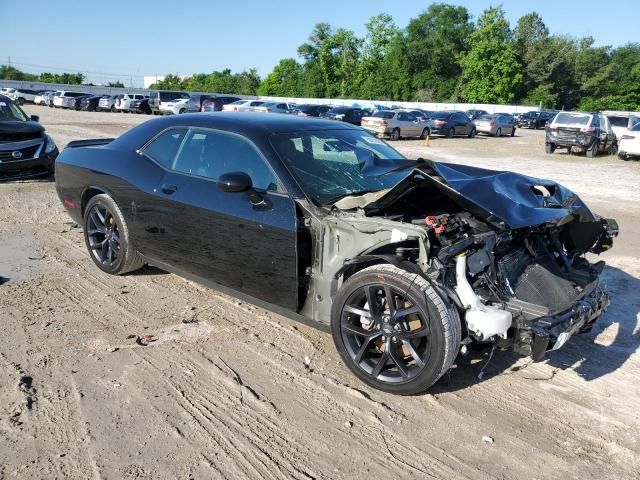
[0,105,638,479]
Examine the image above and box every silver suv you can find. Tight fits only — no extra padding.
[361,110,430,140]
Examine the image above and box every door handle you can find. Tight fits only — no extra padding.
[161,184,177,195]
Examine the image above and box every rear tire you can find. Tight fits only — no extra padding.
[545,142,556,154]
[83,194,144,275]
[448,128,455,138]
[420,127,430,140]
[496,128,502,137]
[179,108,187,115]
[511,127,516,137]
[17,98,25,105]
[586,140,599,158]
[390,128,400,141]
[331,264,461,395]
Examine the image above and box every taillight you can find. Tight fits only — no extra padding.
[489,121,495,127]
[435,120,446,126]
[266,108,271,112]
[580,126,595,133]
[380,120,388,126]
[621,134,635,140]
[233,106,238,111]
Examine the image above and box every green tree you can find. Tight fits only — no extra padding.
[459,6,523,103]
[356,14,400,98]
[258,58,304,96]
[106,81,125,88]
[405,3,473,101]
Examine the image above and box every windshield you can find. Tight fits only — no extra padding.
[271,130,414,205]
[608,116,629,128]
[0,99,29,122]
[553,112,590,126]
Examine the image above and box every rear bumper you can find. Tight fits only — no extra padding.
[513,283,609,360]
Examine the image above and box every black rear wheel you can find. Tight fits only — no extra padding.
[331,264,461,394]
[545,142,556,154]
[420,127,430,139]
[496,128,502,137]
[390,128,400,141]
[83,194,144,275]
[448,128,455,138]
[586,140,599,158]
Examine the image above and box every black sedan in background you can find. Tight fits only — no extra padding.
[296,104,333,117]
[319,106,366,125]
[0,94,58,179]
[427,111,476,137]
[54,113,617,395]
[80,95,104,112]
[518,110,555,129]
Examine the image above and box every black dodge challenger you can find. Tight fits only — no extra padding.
[55,113,618,394]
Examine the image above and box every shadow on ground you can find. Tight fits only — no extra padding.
[432,265,640,393]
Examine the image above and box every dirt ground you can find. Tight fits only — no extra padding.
[0,105,638,479]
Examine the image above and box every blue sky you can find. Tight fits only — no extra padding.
[1,0,638,87]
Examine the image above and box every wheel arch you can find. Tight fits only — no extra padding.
[81,185,117,216]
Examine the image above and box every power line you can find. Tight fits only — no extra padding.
[5,61,145,79]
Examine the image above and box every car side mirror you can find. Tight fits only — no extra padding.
[30,115,39,122]
[217,172,252,193]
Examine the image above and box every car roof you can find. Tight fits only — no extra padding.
[0,94,14,103]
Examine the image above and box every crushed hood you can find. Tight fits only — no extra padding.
[335,160,596,230]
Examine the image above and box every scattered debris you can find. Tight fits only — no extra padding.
[482,435,494,444]
[28,255,46,261]
[0,276,8,285]
[106,347,119,353]
[126,334,136,340]
[135,334,157,346]
[344,420,353,429]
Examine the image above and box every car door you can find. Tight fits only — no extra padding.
[137,127,299,310]
[454,113,469,134]
[405,112,421,136]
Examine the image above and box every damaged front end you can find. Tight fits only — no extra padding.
[332,161,618,361]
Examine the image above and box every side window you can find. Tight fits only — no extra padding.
[406,113,417,122]
[591,115,600,128]
[171,128,279,192]
[143,128,188,169]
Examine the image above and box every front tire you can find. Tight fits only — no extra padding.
[83,194,144,275]
[468,128,476,138]
[545,142,556,154]
[331,264,461,395]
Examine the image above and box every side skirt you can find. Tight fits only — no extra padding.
[140,255,330,333]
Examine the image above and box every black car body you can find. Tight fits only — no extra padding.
[319,107,366,125]
[545,111,618,157]
[296,104,333,117]
[54,113,617,394]
[0,94,58,179]
[518,111,554,129]
[427,111,476,137]
[80,95,103,112]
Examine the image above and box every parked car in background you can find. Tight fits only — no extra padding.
[465,109,489,120]
[0,88,16,96]
[0,94,58,179]
[147,91,189,115]
[319,106,366,125]
[404,109,431,122]
[80,95,105,112]
[605,112,640,140]
[253,102,296,114]
[159,95,201,115]
[518,110,554,129]
[545,111,617,157]
[361,110,430,140]
[473,113,516,137]
[617,123,640,160]
[114,94,147,113]
[427,111,476,137]
[221,99,262,112]
[53,91,89,109]
[34,91,53,105]
[69,94,93,110]
[98,95,122,112]
[295,104,333,117]
[8,89,41,105]
[201,96,242,112]
[44,91,62,107]
[134,97,153,115]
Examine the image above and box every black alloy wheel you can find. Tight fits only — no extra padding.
[448,128,455,138]
[83,194,144,275]
[85,203,122,270]
[332,265,461,394]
